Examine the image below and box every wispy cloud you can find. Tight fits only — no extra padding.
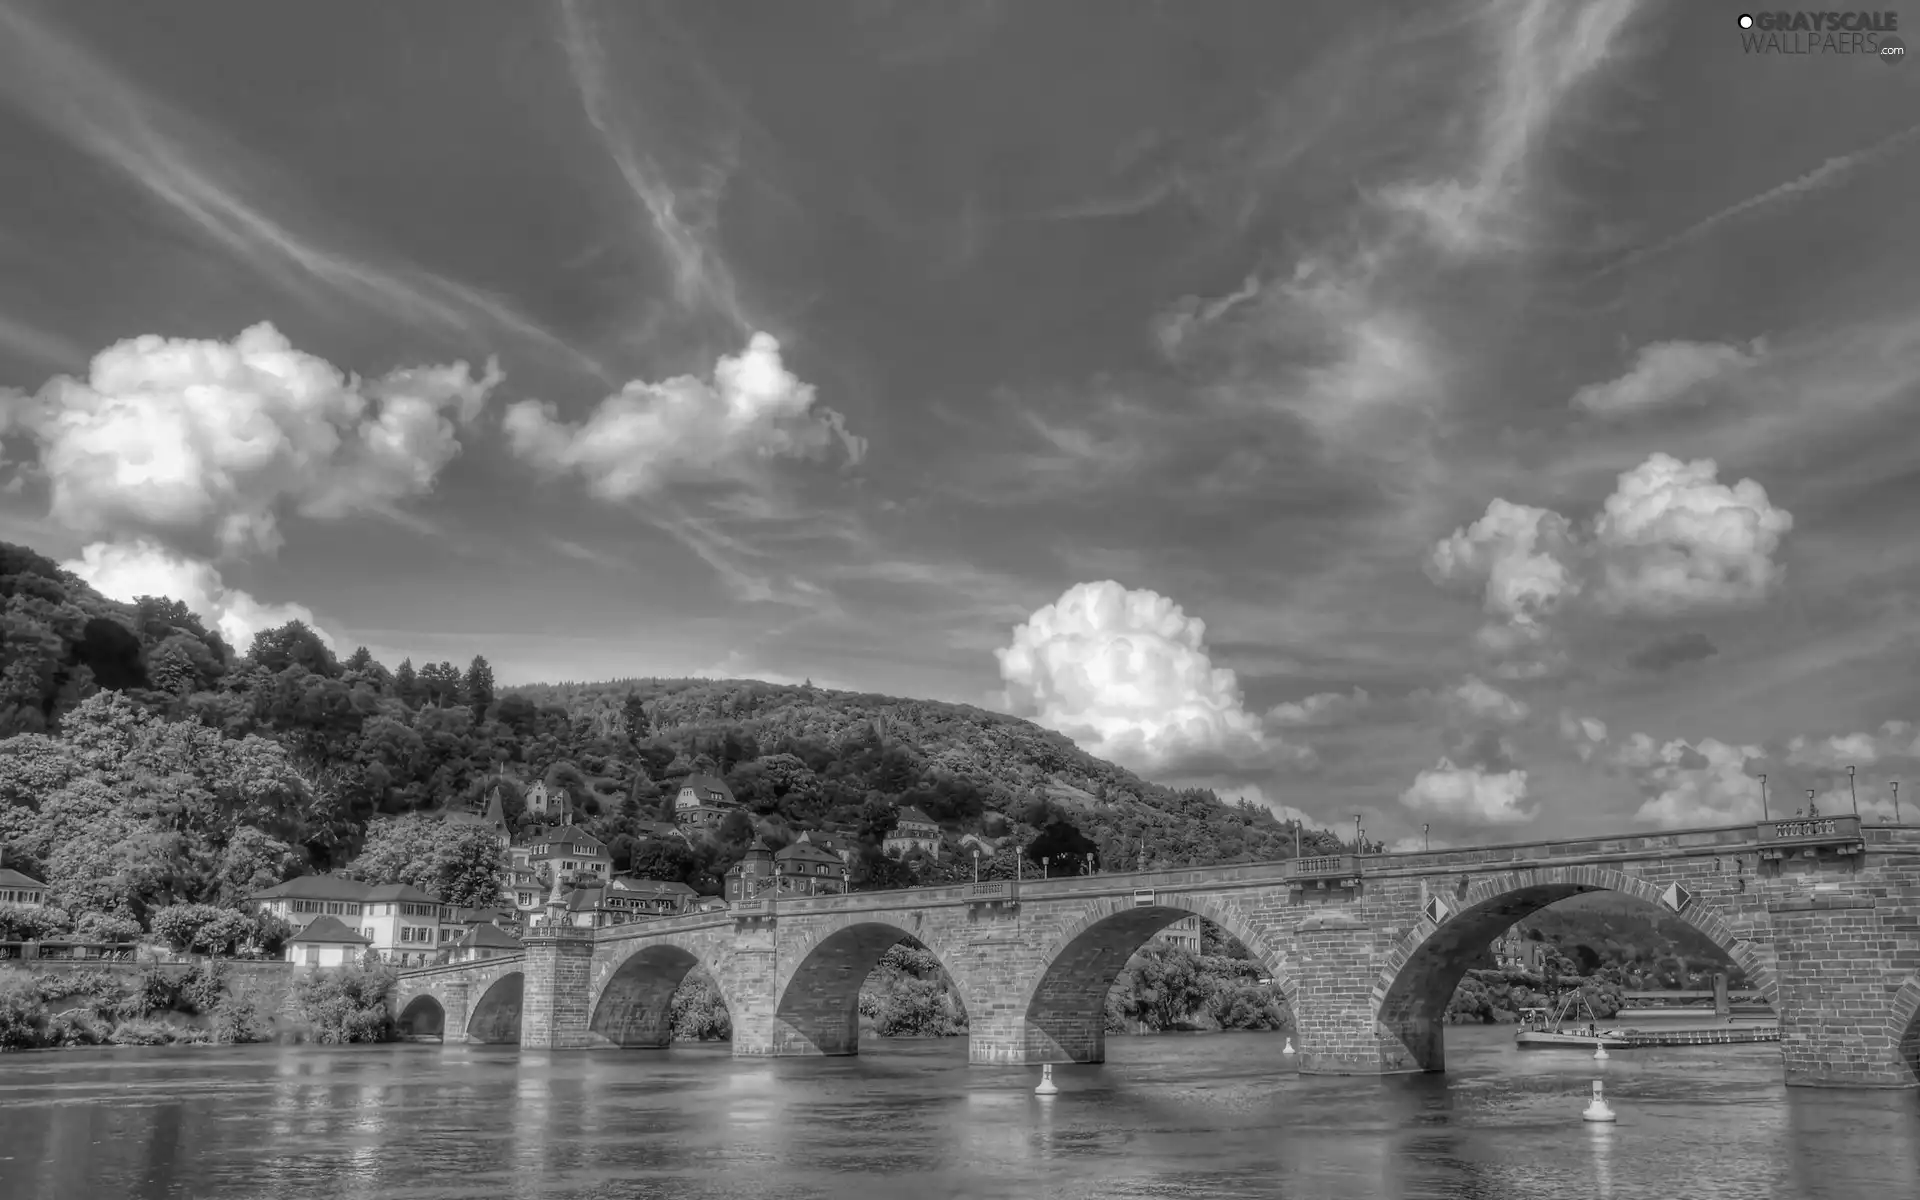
[0,5,611,384]
[1596,121,1920,278]
[555,0,752,333]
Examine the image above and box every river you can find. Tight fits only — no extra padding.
[1,1027,1916,1199]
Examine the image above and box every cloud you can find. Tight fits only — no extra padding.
[1382,0,1645,256]
[0,7,603,380]
[1598,121,1920,276]
[504,332,864,501]
[1626,631,1718,672]
[1570,339,1765,417]
[994,580,1301,777]
[1612,733,1765,828]
[1443,676,1531,725]
[1266,687,1371,728]
[1400,760,1533,825]
[1428,453,1794,663]
[1785,723,1920,771]
[1153,274,1262,361]
[5,323,501,557]
[556,0,750,332]
[1590,453,1794,616]
[63,538,331,651]
[1557,710,1610,761]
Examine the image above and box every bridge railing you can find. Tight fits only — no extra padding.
[397,952,525,981]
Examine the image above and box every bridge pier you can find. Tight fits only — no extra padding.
[1292,911,1422,1076]
[439,979,470,1044]
[521,927,599,1050]
[1771,891,1920,1088]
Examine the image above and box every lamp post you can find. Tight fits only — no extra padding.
[841,867,850,896]
[1085,851,1094,876]
[1848,765,1859,816]
[1353,815,1362,854]
[1759,773,1769,821]
[1423,823,1430,852]
[972,849,980,883]
[1806,789,1818,818]
[1894,782,1902,824]
[1042,856,1050,879]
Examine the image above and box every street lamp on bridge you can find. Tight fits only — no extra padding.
[1894,781,1902,824]
[1758,773,1769,821]
[1848,765,1859,816]
[972,849,980,883]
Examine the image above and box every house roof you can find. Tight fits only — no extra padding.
[0,867,45,889]
[796,830,850,853]
[458,924,523,950]
[250,875,373,902]
[677,773,736,804]
[775,841,843,868]
[361,882,444,904]
[611,876,698,897]
[894,806,937,827]
[289,915,371,945]
[530,825,607,854]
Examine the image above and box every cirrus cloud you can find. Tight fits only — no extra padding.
[1570,338,1766,417]
[503,332,865,501]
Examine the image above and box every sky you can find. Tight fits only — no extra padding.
[1,0,1917,849]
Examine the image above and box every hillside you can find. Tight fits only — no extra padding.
[0,537,1346,923]
[0,535,1749,990]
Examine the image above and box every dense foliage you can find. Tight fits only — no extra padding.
[0,961,270,1050]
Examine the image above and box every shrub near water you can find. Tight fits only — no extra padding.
[288,964,398,1044]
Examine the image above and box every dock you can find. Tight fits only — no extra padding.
[1616,1023,1781,1047]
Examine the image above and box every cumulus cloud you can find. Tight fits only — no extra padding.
[1266,687,1370,727]
[995,580,1303,776]
[1401,760,1533,825]
[504,332,865,501]
[64,538,332,651]
[1590,453,1794,616]
[3,322,501,557]
[1557,710,1609,761]
[1571,338,1765,417]
[1428,453,1794,665]
[1613,733,1765,827]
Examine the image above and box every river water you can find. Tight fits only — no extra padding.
[1,1027,1916,1200]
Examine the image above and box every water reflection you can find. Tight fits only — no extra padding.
[1,1030,1918,1199]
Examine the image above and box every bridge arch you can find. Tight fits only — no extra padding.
[466,970,525,1044]
[1890,974,1920,1086]
[590,937,742,1048]
[1374,865,1777,1072]
[771,911,981,1056]
[396,992,446,1038]
[1014,892,1295,1064]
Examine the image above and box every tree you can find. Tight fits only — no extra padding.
[1116,944,1207,1030]
[344,814,508,907]
[621,691,650,741]
[465,655,496,719]
[150,903,257,955]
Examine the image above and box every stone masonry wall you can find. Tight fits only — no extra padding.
[394,825,1920,1087]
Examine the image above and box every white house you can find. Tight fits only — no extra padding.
[285,915,372,967]
[248,877,447,967]
[672,774,739,828]
[0,865,47,910]
[526,822,612,886]
[882,806,942,859]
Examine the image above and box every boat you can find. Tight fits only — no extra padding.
[1515,991,1634,1050]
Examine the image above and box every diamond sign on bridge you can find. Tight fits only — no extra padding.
[1423,895,1450,925]
[1660,882,1694,914]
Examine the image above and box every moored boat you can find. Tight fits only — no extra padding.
[1515,992,1634,1050]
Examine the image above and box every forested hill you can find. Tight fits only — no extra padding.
[0,537,1347,922]
[500,676,1351,870]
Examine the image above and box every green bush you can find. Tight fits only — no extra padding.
[176,962,228,1015]
[669,969,732,1042]
[288,964,397,1044]
[108,1017,177,1046]
[0,970,47,1050]
[210,990,267,1044]
[46,1007,109,1046]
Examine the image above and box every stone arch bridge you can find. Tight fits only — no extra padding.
[394,817,1920,1088]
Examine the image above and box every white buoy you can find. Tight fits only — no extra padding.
[1035,1063,1058,1096]
[1582,1079,1616,1123]
[1593,1042,1609,1061]
[1283,1038,1296,1054]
